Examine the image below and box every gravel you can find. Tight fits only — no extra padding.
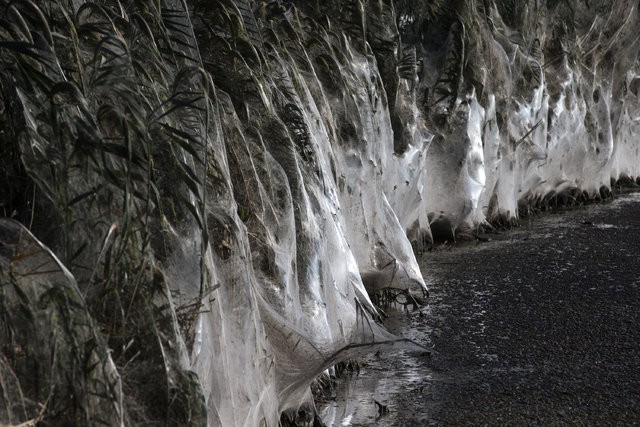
[319,193,640,426]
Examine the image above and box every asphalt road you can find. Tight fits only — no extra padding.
[319,193,640,426]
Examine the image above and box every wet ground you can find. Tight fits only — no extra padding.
[319,193,640,426]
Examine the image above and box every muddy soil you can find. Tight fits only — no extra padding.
[318,193,640,426]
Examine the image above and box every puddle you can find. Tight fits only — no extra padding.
[317,341,449,426]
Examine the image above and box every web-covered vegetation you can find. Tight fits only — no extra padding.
[0,0,425,425]
[0,0,639,426]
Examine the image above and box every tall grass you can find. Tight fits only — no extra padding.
[0,0,215,424]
